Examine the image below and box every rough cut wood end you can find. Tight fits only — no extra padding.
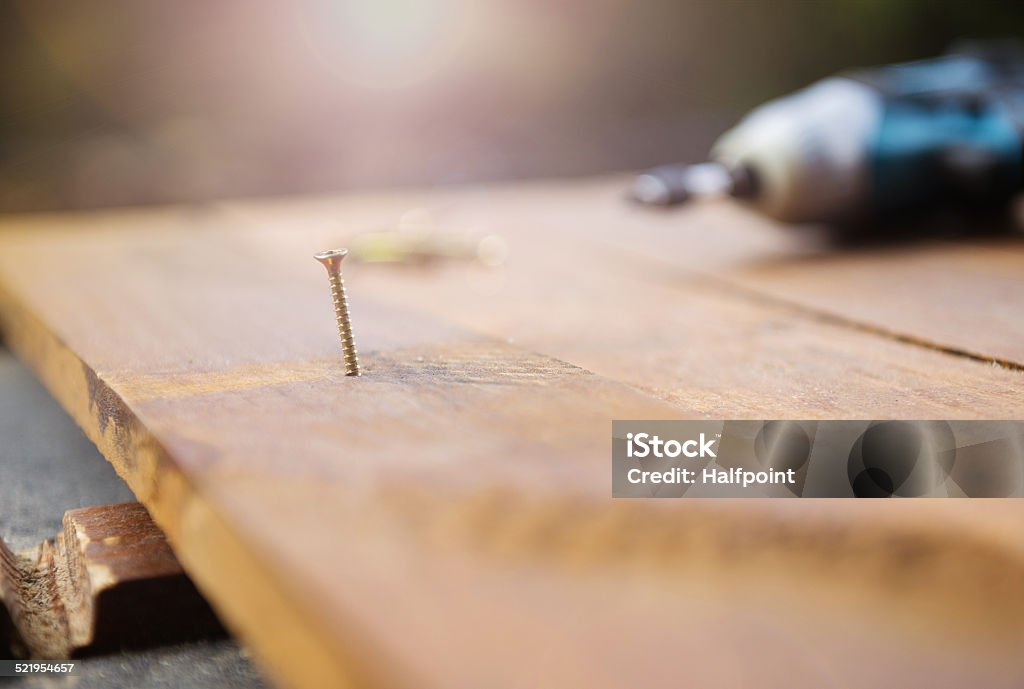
[0,502,223,658]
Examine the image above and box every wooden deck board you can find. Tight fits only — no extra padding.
[0,177,1023,688]
[353,222,1022,418]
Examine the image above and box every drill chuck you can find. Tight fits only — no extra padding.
[711,78,881,223]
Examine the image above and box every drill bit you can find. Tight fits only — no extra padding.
[630,161,757,206]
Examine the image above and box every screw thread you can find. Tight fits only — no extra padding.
[327,273,360,376]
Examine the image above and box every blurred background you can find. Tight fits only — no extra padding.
[2,0,1024,212]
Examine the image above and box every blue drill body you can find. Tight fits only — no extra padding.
[868,53,1023,215]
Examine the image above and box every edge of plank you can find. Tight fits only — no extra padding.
[0,280,393,689]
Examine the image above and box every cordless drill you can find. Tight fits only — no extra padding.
[631,42,1024,225]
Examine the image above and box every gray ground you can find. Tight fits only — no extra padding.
[0,345,269,688]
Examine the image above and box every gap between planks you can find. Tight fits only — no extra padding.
[609,245,1024,373]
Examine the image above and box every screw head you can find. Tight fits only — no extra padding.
[314,248,349,274]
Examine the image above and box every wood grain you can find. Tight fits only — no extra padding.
[372,178,1024,367]
[437,177,1024,367]
[214,177,1023,417]
[0,178,1022,688]
[353,221,1023,418]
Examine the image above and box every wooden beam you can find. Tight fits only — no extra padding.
[0,502,222,658]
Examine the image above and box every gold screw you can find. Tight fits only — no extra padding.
[314,248,361,376]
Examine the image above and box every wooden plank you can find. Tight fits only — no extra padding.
[725,239,1024,366]
[352,223,1023,418]
[0,184,1022,689]
[465,176,1024,366]
[211,179,1024,417]
[270,176,1022,366]
[0,212,682,688]
[0,502,222,658]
